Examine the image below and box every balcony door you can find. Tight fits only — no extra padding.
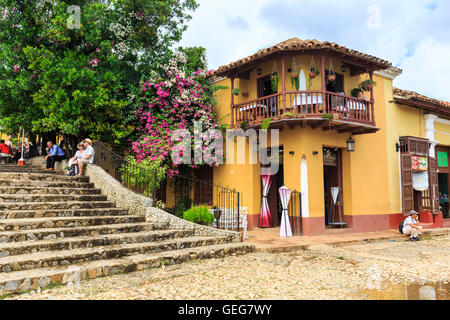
[257,74,277,98]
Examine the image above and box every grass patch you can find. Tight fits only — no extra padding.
[336,256,345,260]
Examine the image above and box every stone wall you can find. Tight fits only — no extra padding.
[27,157,242,242]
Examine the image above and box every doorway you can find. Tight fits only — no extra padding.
[263,146,284,227]
[323,147,344,226]
[257,74,278,117]
[325,71,344,93]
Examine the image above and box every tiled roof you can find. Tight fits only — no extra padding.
[393,88,450,108]
[213,38,393,77]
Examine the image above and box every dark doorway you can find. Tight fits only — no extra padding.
[325,71,344,93]
[263,146,284,227]
[323,147,344,226]
[257,74,277,98]
[438,173,449,218]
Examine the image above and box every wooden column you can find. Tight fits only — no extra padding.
[281,55,286,113]
[369,71,375,125]
[321,55,326,113]
[230,77,235,128]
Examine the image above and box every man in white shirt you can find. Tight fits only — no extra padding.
[403,210,423,241]
[77,138,95,176]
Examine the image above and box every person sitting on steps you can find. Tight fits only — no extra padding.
[403,210,424,241]
[44,141,66,171]
[67,142,84,176]
[77,138,95,177]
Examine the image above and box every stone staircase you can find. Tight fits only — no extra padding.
[0,165,253,296]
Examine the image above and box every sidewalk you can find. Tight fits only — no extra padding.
[245,226,450,252]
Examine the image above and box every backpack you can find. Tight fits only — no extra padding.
[398,220,404,234]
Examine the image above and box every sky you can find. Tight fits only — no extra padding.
[179,0,450,101]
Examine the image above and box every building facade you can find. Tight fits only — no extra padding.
[208,38,450,236]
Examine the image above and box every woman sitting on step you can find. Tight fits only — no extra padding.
[67,143,85,176]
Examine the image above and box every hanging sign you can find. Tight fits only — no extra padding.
[412,155,428,171]
[323,148,337,167]
[437,151,448,168]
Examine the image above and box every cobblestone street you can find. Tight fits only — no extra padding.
[6,234,449,300]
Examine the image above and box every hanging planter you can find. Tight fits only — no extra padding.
[271,74,279,93]
[290,56,300,90]
[232,88,241,96]
[271,61,279,93]
[308,56,320,90]
[326,58,336,85]
[359,79,376,92]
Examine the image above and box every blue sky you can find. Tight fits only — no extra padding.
[180,0,450,101]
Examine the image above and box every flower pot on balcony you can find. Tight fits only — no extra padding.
[242,92,249,98]
[332,113,340,120]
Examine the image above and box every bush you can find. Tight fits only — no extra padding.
[183,205,214,226]
[174,197,192,218]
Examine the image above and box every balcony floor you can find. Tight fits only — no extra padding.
[248,117,380,135]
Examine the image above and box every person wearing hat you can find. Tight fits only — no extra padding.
[77,138,95,176]
[403,210,423,241]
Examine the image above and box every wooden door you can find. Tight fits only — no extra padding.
[401,154,414,216]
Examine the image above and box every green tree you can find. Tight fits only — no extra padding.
[0,0,198,149]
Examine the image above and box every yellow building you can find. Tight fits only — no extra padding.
[207,38,450,235]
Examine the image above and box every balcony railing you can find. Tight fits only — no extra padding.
[231,90,375,128]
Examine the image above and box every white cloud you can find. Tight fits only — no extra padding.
[395,38,450,101]
[180,0,450,101]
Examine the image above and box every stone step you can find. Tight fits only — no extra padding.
[0,194,108,204]
[0,172,89,183]
[0,242,254,295]
[0,179,95,188]
[0,222,165,243]
[0,236,232,273]
[0,186,100,195]
[0,166,54,174]
[0,216,146,231]
[0,229,195,257]
[1,208,129,219]
[0,200,117,212]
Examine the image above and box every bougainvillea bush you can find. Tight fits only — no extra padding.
[129,52,224,177]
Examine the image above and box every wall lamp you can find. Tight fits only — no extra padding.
[346,136,355,152]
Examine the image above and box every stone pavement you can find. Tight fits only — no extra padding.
[5,234,449,300]
[245,226,450,252]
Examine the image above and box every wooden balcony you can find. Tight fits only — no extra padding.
[231,90,379,135]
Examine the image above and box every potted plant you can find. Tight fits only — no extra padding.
[271,74,279,92]
[327,73,336,85]
[232,88,241,96]
[359,79,376,92]
[309,67,320,79]
[296,113,306,119]
[290,71,300,91]
[282,112,294,119]
[240,120,249,131]
[242,92,249,98]
[321,113,333,121]
[261,118,272,131]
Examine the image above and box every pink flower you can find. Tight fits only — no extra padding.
[13,65,20,73]
[96,48,100,52]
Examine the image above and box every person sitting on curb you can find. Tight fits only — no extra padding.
[77,138,95,176]
[44,141,66,171]
[403,210,423,241]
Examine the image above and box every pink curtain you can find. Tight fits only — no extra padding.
[259,174,274,228]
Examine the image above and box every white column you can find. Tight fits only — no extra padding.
[424,114,438,158]
[300,154,310,218]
